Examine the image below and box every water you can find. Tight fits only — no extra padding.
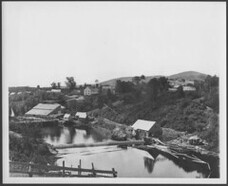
[41,126,209,178]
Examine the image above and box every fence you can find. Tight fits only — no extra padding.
[10,160,117,178]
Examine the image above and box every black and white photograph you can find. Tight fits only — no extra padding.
[2,1,226,184]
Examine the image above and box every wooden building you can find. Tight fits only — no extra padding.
[25,103,62,116]
[132,119,161,138]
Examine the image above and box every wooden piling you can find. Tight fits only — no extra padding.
[78,159,81,176]
[62,161,65,177]
[28,162,33,177]
[91,163,96,177]
[112,168,117,177]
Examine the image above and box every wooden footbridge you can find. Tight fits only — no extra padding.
[10,160,117,178]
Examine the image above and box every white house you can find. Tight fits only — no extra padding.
[51,89,61,93]
[75,112,87,120]
[84,87,99,96]
[132,119,160,138]
[183,86,196,91]
[63,113,71,121]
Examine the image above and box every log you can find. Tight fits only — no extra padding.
[54,140,145,149]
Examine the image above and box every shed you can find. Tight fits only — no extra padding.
[132,119,161,138]
[63,113,71,121]
[183,86,196,91]
[75,112,87,119]
[188,135,203,145]
[51,89,61,93]
[25,103,61,116]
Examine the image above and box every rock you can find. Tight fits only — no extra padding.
[38,144,50,155]
[111,127,127,141]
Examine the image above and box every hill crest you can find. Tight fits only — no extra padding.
[100,71,208,86]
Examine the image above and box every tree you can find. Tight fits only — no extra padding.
[84,83,87,88]
[115,80,135,94]
[146,77,169,106]
[65,77,76,90]
[147,78,159,104]
[133,75,146,85]
[141,75,146,80]
[95,79,99,88]
[51,82,57,89]
[132,76,141,85]
[195,75,219,113]
[37,85,40,89]
[57,82,61,88]
[177,86,185,98]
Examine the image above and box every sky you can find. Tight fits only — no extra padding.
[2,2,226,87]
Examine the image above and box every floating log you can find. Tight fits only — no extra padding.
[54,140,145,149]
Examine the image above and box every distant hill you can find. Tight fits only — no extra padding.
[100,77,133,87]
[168,71,208,81]
[100,75,162,87]
[100,71,208,87]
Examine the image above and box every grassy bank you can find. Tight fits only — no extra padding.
[9,119,59,165]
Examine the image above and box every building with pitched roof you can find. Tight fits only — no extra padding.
[84,87,99,96]
[75,112,87,120]
[132,119,161,138]
[25,103,61,116]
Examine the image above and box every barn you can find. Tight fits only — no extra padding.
[25,103,62,116]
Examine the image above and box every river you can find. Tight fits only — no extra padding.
[41,125,210,178]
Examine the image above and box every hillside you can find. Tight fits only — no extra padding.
[168,71,208,81]
[100,75,162,86]
[100,77,133,87]
[98,97,219,152]
[100,71,208,87]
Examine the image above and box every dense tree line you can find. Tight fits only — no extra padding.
[9,90,64,116]
[115,76,171,106]
[195,75,219,113]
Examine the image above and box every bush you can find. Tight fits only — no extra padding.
[123,93,136,104]
[199,114,219,152]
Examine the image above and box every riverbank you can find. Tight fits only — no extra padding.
[91,117,135,141]
[90,116,219,176]
[9,115,219,178]
[9,118,60,165]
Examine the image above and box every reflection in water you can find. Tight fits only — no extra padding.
[144,157,155,173]
[41,126,62,143]
[147,148,210,177]
[41,126,211,178]
[65,126,76,144]
[42,126,104,146]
